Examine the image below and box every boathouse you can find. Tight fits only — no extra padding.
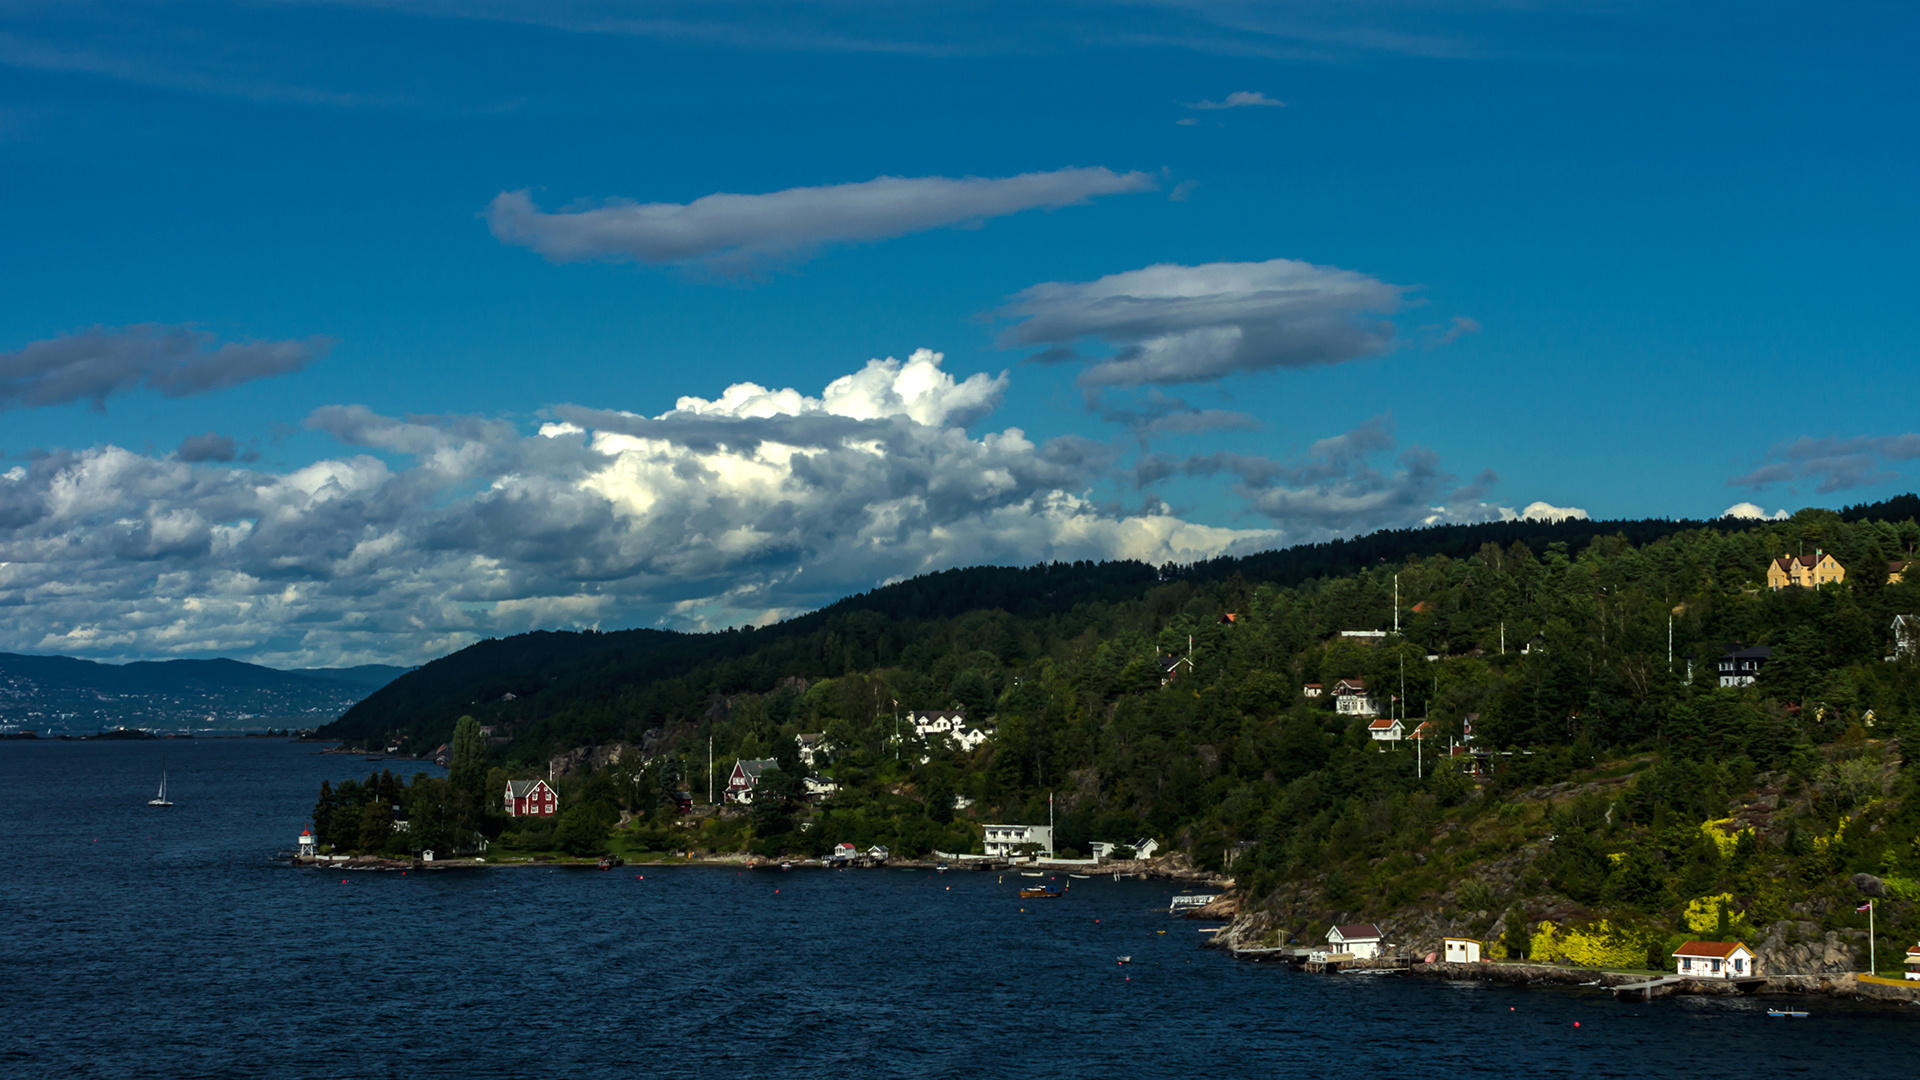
[505,778,558,818]
[1443,937,1482,963]
[1327,923,1385,960]
[1672,941,1754,979]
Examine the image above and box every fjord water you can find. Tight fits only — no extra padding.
[4,740,1914,1079]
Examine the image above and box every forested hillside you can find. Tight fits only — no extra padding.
[315,497,1920,973]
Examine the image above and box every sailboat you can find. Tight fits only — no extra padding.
[148,766,173,808]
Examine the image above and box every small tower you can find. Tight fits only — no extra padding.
[297,827,317,859]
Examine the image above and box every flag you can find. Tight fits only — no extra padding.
[1858,902,1873,912]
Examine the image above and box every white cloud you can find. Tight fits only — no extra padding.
[997,258,1411,386]
[486,167,1156,271]
[0,324,333,411]
[1513,501,1589,523]
[0,349,1269,666]
[1721,502,1790,521]
[1186,90,1285,110]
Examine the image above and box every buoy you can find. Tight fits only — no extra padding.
[341,879,347,884]
[1574,1022,1581,1028]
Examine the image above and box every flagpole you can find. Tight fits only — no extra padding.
[1870,900,1876,976]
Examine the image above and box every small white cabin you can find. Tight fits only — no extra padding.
[1673,941,1754,979]
[1327,923,1385,961]
[1368,717,1404,743]
[1904,943,1920,981]
[1443,937,1482,963]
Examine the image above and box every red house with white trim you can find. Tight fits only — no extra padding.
[505,779,558,817]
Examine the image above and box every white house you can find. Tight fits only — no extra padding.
[1904,942,1920,981]
[1673,941,1754,979]
[910,710,994,753]
[1339,630,1388,643]
[1326,923,1385,961]
[867,845,890,863]
[1303,683,1323,698]
[1090,838,1160,860]
[1368,717,1404,743]
[1893,615,1919,661]
[1443,937,1482,963]
[1159,655,1192,687]
[983,823,1054,858]
[796,733,836,769]
[1333,679,1380,718]
[830,842,859,861]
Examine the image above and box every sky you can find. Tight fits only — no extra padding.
[1,0,1916,668]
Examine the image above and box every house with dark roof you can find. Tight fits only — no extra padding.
[1159,654,1192,687]
[1716,644,1772,688]
[1673,940,1754,979]
[1768,550,1845,590]
[1333,678,1379,718]
[1326,922,1385,960]
[504,778,557,818]
[1893,615,1919,660]
[725,758,779,804]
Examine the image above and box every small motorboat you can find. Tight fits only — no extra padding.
[1070,874,1090,879]
[1020,871,1044,877]
[1116,956,1132,965]
[936,862,950,872]
[598,855,624,870]
[1767,1009,1810,1018]
[1019,884,1062,899]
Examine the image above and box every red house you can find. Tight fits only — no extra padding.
[505,779,558,817]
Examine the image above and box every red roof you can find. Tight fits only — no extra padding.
[1673,940,1748,959]
[1368,717,1399,731]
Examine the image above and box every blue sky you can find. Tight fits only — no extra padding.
[1,1,1915,666]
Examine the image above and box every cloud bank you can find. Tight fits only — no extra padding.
[1159,414,1534,535]
[1722,502,1790,521]
[0,324,333,411]
[486,168,1155,270]
[998,259,1410,386]
[0,350,1270,667]
[1730,433,1920,494]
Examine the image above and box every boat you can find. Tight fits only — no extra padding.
[1019,884,1061,899]
[1020,871,1044,877]
[1070,874,1090,879]
[1767,1009,1810,1018]
[147,767,173,808]
[936,862,950,872]
[1116,956,1132,965]
[598,855,624,870]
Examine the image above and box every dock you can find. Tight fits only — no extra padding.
[1169,893,1220,913]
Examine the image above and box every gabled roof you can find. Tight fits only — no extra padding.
[506,779,551,798]
[1718,644,1773,660]
[1334,678,1367,692]
[907,709,965,722]
[734,758,778,781]
[1160,655,1191,672]
[1329,923,1383,942]
[1673,940,1749,959]
[1368,717,1400,731]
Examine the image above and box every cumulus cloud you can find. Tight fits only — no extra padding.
[0,349,1271,666]
[1730,433,1920,494]
[0,324,333,411]
[485,167,1156,270]
[997,259,1410,387]
[1169,414,1525,539]
[1512,501,1588,523]
[1722,502,1790,521]
[1187,91,1285,110]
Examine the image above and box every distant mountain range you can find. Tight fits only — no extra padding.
[0,653,410,733]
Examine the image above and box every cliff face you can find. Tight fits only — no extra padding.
[1754,921,1863,975]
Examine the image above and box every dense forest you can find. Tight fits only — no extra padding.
[314,496,1920,974]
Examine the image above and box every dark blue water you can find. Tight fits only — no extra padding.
[3,739,1915,1079]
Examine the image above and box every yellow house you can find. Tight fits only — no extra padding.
[1768,551,1845,590]
[1890,561,1910,585]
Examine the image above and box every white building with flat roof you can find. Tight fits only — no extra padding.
[983,824,1054,858]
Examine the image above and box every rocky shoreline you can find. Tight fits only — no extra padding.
[1406,959,1920,1004]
